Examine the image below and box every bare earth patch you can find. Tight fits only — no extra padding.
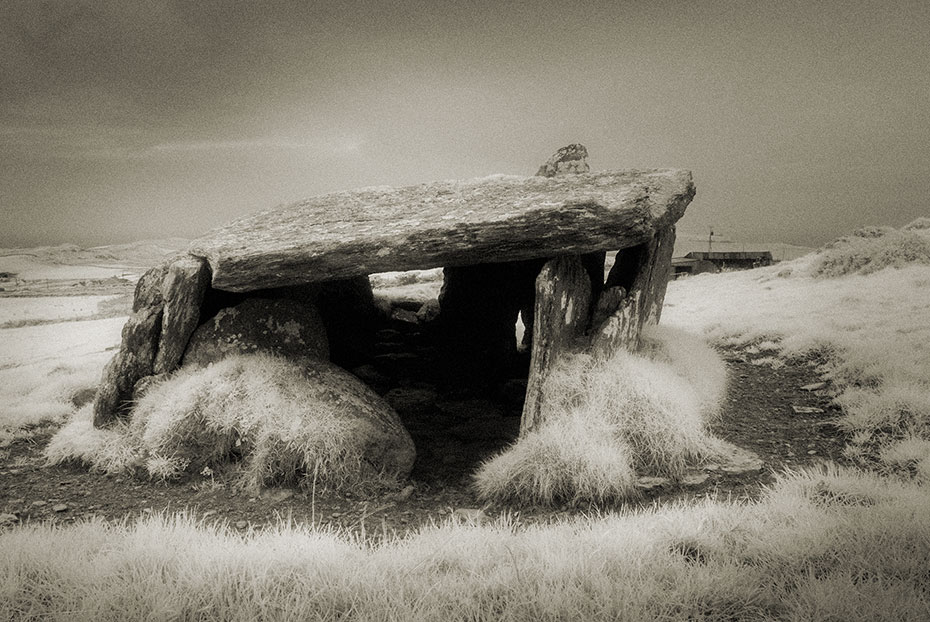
[0,345,848,537]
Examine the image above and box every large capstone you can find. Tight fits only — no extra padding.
[187,169,694,291]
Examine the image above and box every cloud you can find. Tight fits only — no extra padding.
[144,136,364,157]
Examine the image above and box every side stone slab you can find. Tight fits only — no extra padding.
[188,169,695,292]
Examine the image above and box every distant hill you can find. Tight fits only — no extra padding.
[0,238,191,268]
[0,239,191,285]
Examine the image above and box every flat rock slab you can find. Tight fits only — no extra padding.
[189,169,695,292]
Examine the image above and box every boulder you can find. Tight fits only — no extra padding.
[182,298,329,369]
[196,276,377,369]
[188,169,695,291]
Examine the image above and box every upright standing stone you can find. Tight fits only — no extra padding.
[520,145,603,347]
[520,255,593,435]
[132,263,170,312]
[517,226,678,436]
[92,305,163,427]
[153,255,211,374]
[592,226,676,356]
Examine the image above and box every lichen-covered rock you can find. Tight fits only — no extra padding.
[181,298,329,369]
[153,255,212,374]
[92,305,163,426]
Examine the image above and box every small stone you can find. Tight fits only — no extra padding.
[792,406,825,414]
[261,488,295,504]
[0,513,18,527]
[801,382,826,391]
[416,299,440,323]
[202,510,217,518]
[719,445,765,474]
[807,450,818,455]
[384,387,440,417]
[395,485,416,502]
[31,500,47,507]
[235,520,248,529]
[52,503,69,512]
[634,476,670,491]
[390,308,419,324]
[681,473,710,486]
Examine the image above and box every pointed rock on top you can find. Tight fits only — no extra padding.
[536,144,590,177]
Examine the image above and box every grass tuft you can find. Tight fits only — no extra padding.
[45,353,413,492]
[474,327,728,505]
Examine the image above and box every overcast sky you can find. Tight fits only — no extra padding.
[2,0,928,248]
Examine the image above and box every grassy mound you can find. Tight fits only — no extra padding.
[664,222,930,477]
[45,353,411,492]
[812,220,930,277]
[474,326,729,505]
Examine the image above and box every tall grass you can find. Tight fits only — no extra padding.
[0,315,125,442]
[2,466,928,621]
[474,325,729,504]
